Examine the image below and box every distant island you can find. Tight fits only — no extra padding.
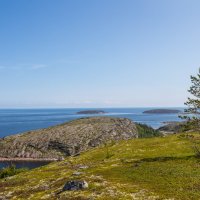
[76,110,106,114]
[143,109,181,114]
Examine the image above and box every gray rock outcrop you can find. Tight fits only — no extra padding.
[0,117,138,160]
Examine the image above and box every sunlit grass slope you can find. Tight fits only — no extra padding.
[1,133,200,200]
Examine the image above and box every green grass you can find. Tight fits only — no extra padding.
[1,133,200,199]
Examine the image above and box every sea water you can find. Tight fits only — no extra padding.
[0,107,183,169]
[0,108,184,138]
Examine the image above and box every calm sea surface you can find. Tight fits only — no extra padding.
[0,160,51,170]
[0,108,184,138]
[0,108,183,169]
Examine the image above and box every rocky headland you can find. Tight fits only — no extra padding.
[0,117,138,160]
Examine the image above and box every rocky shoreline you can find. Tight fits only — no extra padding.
[0,157,57,162]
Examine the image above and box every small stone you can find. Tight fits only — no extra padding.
[72,171,83,176]
[78,165,89,169]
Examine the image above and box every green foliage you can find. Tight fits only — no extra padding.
[180,68,200,132]
[192,144,200,158]
[136,123,162,138]
[179,120,199,132]
[187,135,200,158]
[0,165,28,179]
[104,141,115,159]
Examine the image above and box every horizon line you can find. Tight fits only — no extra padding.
[0,106,186,109]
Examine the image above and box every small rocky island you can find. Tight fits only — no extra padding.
[143,109,181,114]
[77,110,106,114]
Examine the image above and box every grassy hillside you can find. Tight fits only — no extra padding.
[1,133,200,199]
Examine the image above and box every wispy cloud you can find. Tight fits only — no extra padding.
[0,58,80,71]
[0,64,48,70]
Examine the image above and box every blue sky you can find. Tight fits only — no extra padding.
[0,0,199,108]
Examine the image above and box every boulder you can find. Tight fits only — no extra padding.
[62,180,88,191]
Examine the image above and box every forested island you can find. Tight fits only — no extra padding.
[76,110,106,114]
[143,109,181,114]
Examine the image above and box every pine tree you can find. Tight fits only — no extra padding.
[181,69,200,132]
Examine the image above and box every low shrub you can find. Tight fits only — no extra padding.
[0,165,28,179]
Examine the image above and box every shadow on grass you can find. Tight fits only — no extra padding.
[131,155,197,167]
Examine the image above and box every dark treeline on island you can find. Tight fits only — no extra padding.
[76,110,106,114]
[143,109,181,114]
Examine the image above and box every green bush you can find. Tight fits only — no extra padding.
[0,165,28,179]
[136,123,162,138]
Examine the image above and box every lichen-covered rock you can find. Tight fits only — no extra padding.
[0,117,138,160]
[62,180,88,191]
